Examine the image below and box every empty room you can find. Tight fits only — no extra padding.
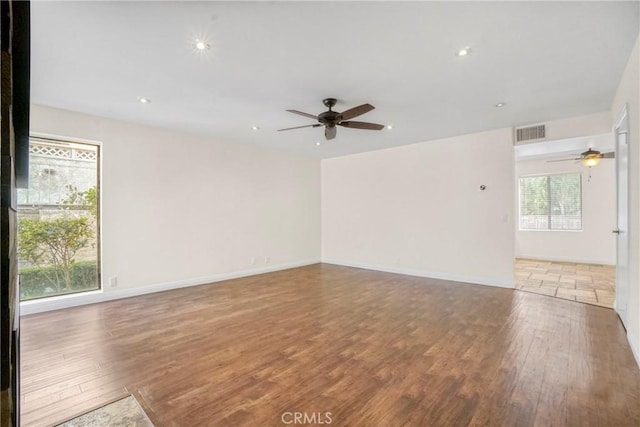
[1,1,640,426]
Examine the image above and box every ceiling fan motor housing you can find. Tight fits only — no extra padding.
[318,111,341,126]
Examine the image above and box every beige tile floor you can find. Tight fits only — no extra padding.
[515,258,615,308]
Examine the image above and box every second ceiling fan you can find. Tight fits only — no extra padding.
[278,98,385,140]
[548,148,615,167]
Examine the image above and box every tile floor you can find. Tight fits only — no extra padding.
[515,258,615,308]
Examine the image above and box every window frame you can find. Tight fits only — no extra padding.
[518,171,583,232]
[18,133,103,300]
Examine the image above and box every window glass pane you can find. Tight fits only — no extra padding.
[518,173,581,231]
[550,173,581,230]
[17,139,100,301]
[519,175,549,230]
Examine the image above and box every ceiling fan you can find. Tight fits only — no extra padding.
[278,98,385,140]
[548,148,615,167]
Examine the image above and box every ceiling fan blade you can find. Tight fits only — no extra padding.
[546,158,582,162]
[339,121,385,130]
[340,103,374,120]
[325,126,337,140]
[286,109,318,120]
[601,152,615,158]
[277,124,322,131]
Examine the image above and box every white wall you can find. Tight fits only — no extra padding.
[27,104,320,304]
[531,112,613,142]
[515,157,616,265]
[321,128,515,287]
[611,35,640,365]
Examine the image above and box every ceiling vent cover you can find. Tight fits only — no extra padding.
[514,124,546,144]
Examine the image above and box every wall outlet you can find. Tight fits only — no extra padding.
[264,256,270,264]
[109,276,118,288]
[250,257,256,265]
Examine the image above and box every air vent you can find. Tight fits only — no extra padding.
[514,124,546,143]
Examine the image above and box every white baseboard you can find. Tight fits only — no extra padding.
[515,254,615,266]
[628,330,640,370]
[322,259,513,289]
[20,258,320,315]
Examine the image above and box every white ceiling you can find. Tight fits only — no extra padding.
[31,1,639,159]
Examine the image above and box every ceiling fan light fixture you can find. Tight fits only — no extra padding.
[386,124,393,130]
[581,157,601,167]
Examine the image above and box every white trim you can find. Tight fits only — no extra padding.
[23,132,107,314]
[515,254,615,266]
[614,104,636,368]
[29,131,104,147]
[615,103,629,131]
[628,329,640,370]
[614,103,630,330]
[322,259,513,289]
[20,258,320,315]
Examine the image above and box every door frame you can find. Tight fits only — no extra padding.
[615,103,630,328]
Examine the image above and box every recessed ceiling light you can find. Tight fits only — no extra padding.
[251,125,260,131]
[495,102,506,107]
[456,46,471,57]
[137,97,151,104]
[316,142,321,146]
[194,39,210,51]
[386,124,393,130]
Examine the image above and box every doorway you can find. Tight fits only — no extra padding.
[514,133,618,308]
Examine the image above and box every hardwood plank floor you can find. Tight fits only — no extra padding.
[20,264,640,426]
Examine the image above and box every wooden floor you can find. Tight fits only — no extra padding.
[20,264,640,426]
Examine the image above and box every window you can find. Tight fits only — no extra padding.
[17,138,100,300]
[519,173,582,231]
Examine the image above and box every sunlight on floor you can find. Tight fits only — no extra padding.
[515,258,615,308]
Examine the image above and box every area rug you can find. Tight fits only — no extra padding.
[55,395,154,427]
